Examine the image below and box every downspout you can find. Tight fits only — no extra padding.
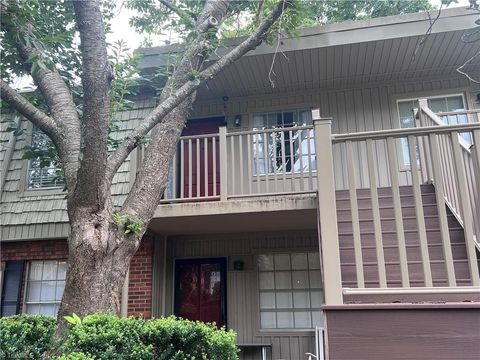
[120,267,129,317]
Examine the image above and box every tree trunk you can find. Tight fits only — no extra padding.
[56,210,142,335]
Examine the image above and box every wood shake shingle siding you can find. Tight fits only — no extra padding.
[0,98,156,241]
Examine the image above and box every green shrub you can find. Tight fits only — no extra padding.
[0,314,56,359]
[0,314,239,360]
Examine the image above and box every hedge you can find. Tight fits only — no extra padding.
[0,314,239,360]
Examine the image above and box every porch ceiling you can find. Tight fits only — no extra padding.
[194,29,478,100]
[139,8,479,101]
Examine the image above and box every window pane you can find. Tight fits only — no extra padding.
[309,270,322,288]
[26,304,40,315]
[39,304,56,317]
[276,292,293,309]
[57,262,67,280]
[277,312,294,328]
[398,101,416,128]
[294,311,311,328]
[40,281,56,301]
[259,272,275,290]
[254,115,266,129]
[428,97,447,113]
[312,311,323,327]
[260,292,276,309]
[27,282,42,301]
[446,96,464,112]
[293,291,310,308]
[29,261,43,280]
[258,255,274,271]
[292,271,309,289]
[260,312,276,328]
[56,281,65,301]
[42,262,57,280]
[275,272,292,289]
[308,252,320,269]
[311,290,323,308]
[291,253,308,270]
[274,254,291,270]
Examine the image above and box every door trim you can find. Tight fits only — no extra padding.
[174,257,227,327]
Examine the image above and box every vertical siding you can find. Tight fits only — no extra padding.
[161,231,319,360]
[192,75,479,191]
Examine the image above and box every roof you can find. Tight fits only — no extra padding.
[139,7,477,66]
[138,7,479,100]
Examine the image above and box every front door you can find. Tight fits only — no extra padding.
[174,258,227,327]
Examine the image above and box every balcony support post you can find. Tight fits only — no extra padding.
[219,126,228,201]
[313,110,343,305]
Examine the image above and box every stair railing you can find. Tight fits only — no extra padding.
[417,99,480,251]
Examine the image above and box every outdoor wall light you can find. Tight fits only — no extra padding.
[233,260,244,271]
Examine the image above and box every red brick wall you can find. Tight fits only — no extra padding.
[127,235,153,318]
[0,236,154,317]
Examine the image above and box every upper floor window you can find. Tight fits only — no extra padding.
[397,94,466,166]
[252,109,316,175]
[258,252,323,330]
[27,127,64,189]
[25,260,66,316]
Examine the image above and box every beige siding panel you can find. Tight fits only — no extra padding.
[162,232,319,360]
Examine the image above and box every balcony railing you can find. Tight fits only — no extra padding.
[159,103,480,304]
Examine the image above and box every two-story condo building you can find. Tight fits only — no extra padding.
[1,7,480,360]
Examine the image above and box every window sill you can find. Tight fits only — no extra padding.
[21,186,66,198]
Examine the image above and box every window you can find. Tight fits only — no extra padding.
[257,252,323,330]
[27,127,64,189]
[397,94,466,166]
[252,109,316,175]
[25,260,66,316]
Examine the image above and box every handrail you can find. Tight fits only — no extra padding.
[226,125,314,137]
[331,123,480,142]
[178,133,219,140]
[435,109,480,116]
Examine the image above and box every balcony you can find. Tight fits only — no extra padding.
[155,100,480,303]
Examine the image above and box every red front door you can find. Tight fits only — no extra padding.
[174,258,227,326]
[181,117,224,198]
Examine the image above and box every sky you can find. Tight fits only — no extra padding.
[108,0,474,51]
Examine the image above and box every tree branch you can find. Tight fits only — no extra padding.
[1,3,82,189]
[0,80,58,136]
[71,0,113,210]
[106,0,292,180]
[158,0,195,27]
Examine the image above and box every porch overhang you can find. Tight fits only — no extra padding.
[149,194,317,235]
[139,7,479,100]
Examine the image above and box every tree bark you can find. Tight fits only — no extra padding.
[56,201,142,335]
[1,0,292,336]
